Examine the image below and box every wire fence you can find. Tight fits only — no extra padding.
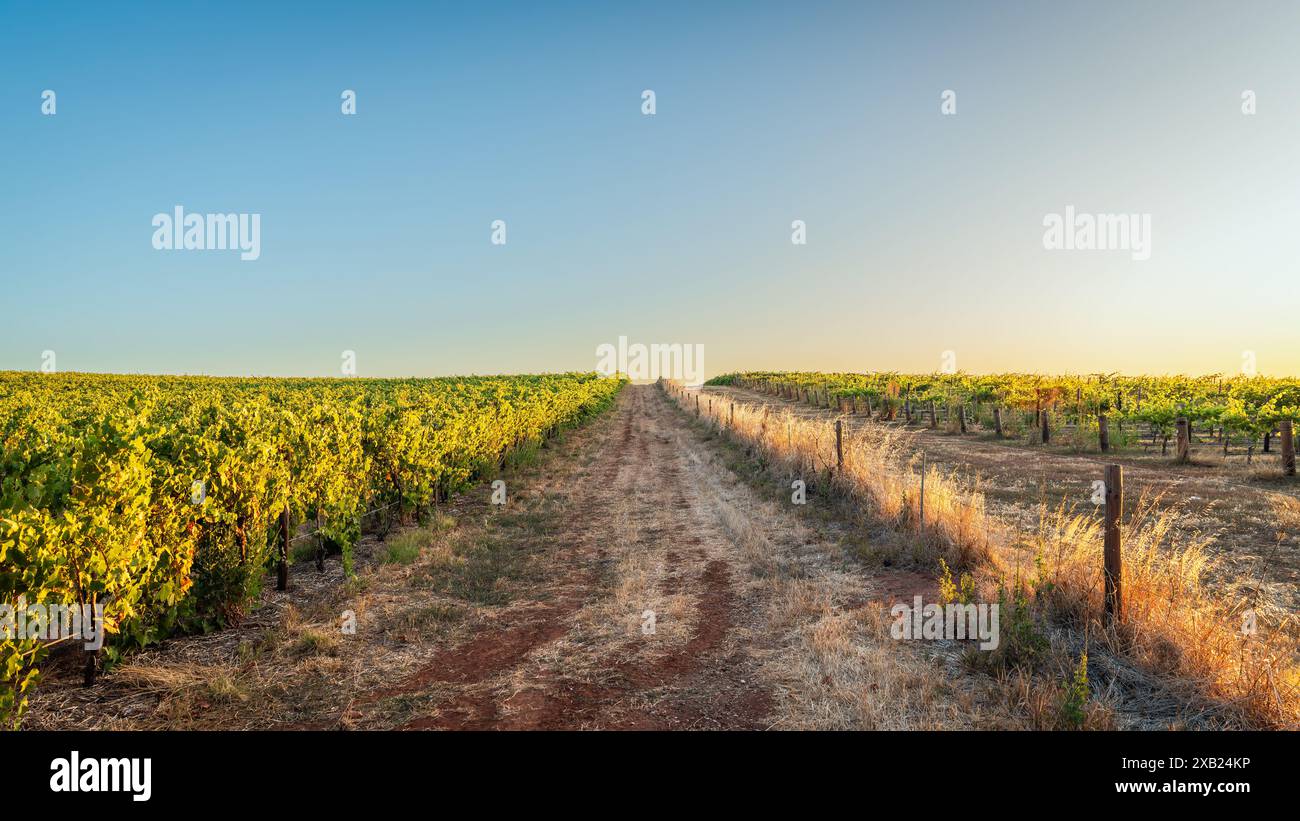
[286,499,404,545]
[716,383,1299,505]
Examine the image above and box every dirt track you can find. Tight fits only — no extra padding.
[382,385,773,729]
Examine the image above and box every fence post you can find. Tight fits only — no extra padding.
[730,402,735,428]
[1175,417,1189,463]
[1040,409,1051,444]
[695,395,700,416]
[835,419,843,471]
[928,401,937,429]
[993,407,1003,438]
[1104,464,1123,625]
[83,606,99,687]
[918,453,926,536]
[278,506,290,591]
[957,404,967,434]
[1098,413,1110,452]
[1281,420,1296,477]
[315,510,326,572]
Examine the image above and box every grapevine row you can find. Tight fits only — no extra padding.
[0,371,624,726]
[713,371,1300,462]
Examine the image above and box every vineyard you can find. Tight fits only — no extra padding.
[6,375,1298,733]
[673,378,1300,728]
[0,371,624,727]
[714,371,1300,468]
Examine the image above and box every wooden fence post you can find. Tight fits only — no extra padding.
[928,401,937,430]
[1040,409,1051,444]
[315,510,326,572]
[1175,417,1189,463]
[1281,420,1296,477]
[1104,464,1123,625]
[278,506,290,591]
[957,404,967,434]
[993,407,1003,438]
[918,453,926,536]
[835,420,843,471]
[1098,413,1110,452]
[83,606,99,687]
[729,402,735,428]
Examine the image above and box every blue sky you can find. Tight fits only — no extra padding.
[2,1,1298,377]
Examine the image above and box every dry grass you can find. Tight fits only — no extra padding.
[568,493,695,651]
[759,579,984,729]
[673,420,1014,729]
[671,382,1300,729]
[1028,495,1300,728]
[112,662,233,695]
[1270,493,1300,532]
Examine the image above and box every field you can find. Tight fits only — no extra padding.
[712,371,1300,613]
[6,372,1298,731]
[690,374,1300,728]
[0,371,622,726]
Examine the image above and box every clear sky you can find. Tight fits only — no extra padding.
[2,1,1297,379]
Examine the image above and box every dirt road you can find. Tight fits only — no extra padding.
[350,384,984,730]
[384,384,774,729]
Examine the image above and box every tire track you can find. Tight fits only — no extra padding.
[399,386,772,730]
